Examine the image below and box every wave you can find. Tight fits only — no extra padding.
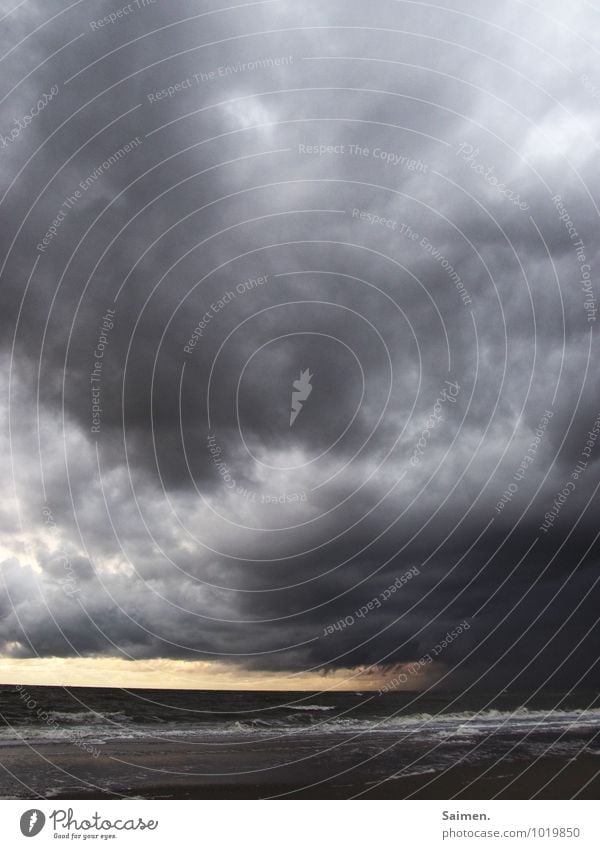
[1,705,599,744]
[361,707,600,733]
[45,710,131,725]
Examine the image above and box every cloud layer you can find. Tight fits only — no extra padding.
[1,0,599,692]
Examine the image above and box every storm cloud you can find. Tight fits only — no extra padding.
[1,0,599,692]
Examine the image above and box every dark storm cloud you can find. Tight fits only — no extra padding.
[1,0,599,691]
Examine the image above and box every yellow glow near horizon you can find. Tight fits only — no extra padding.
[0,656,441,691]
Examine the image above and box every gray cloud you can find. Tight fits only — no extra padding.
[1,0,599,692]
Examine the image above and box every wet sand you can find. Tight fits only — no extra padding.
[1,736,598,799]
[75,756,600,799]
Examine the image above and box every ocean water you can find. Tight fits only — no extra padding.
[1,686,599,798]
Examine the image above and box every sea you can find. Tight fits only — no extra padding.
[0,686,599,798]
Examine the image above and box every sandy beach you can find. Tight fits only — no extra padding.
[1,736,598,800]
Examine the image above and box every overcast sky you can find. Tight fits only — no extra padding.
[1,0,599,691]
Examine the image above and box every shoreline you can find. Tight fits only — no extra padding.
[48,755,600,800]
[0,737,597,799]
